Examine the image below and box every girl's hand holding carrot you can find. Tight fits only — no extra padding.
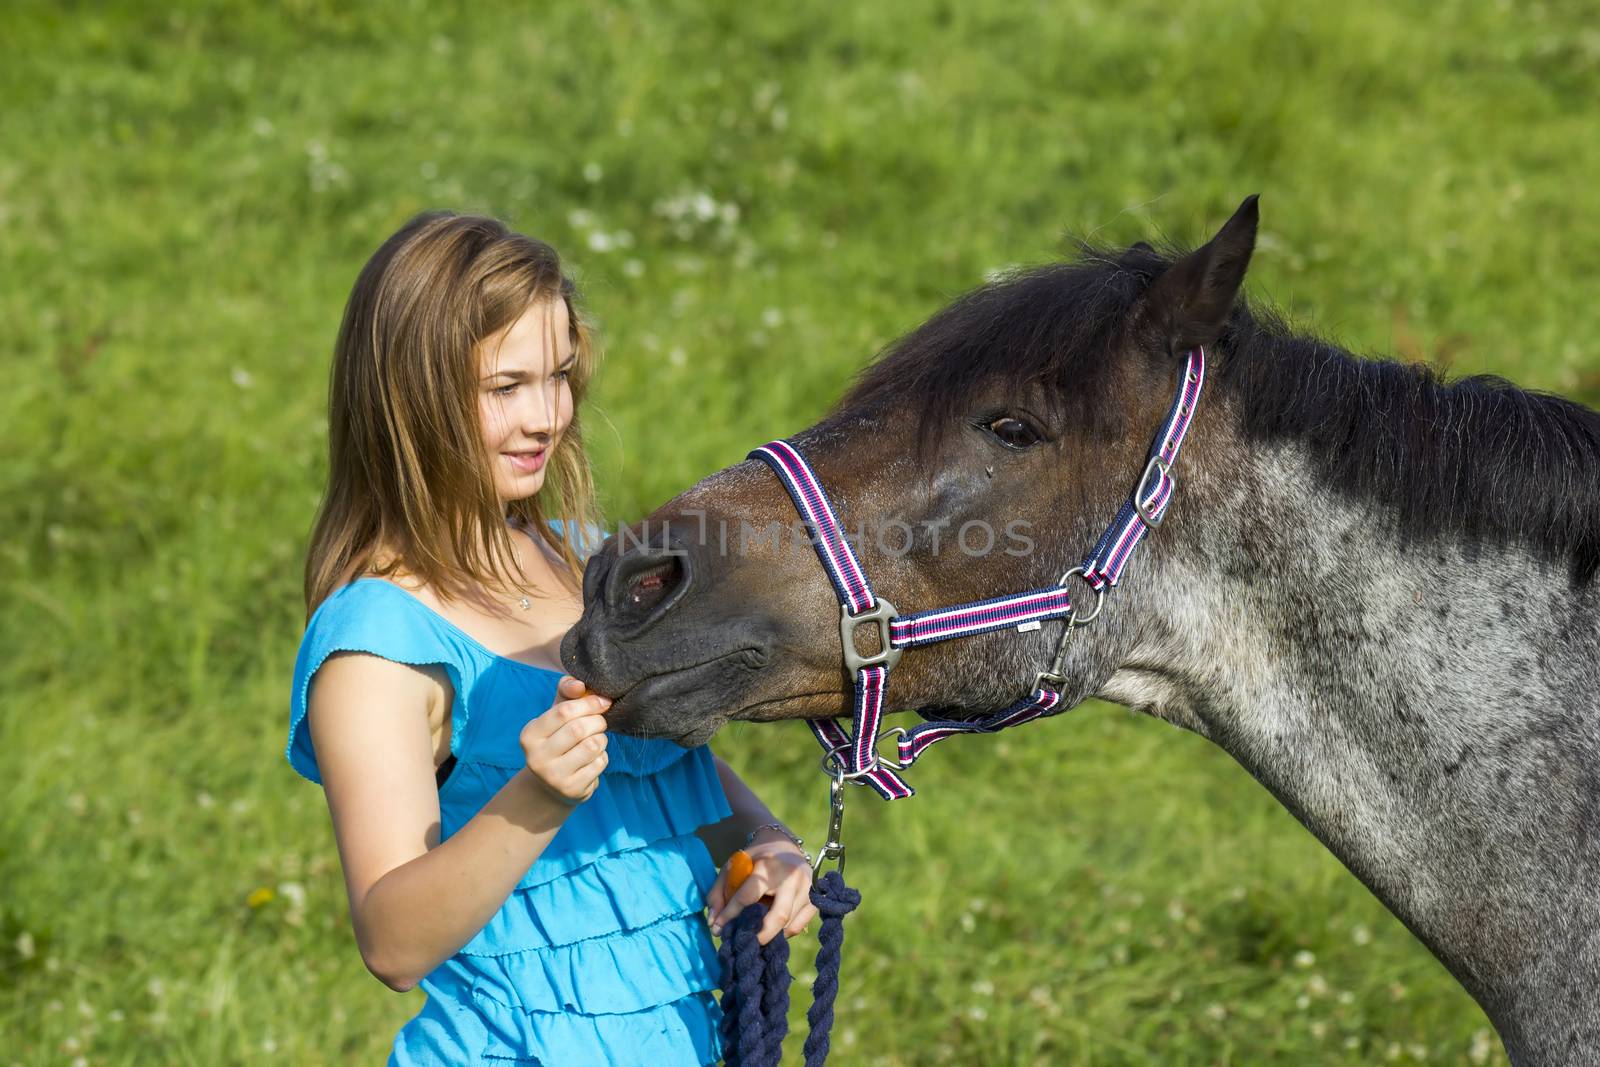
[706,830,818,945]
[520,675,611,806]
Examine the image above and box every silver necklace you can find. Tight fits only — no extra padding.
[518,595,531,611]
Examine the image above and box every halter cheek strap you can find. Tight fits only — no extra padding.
[748,346,1207,800]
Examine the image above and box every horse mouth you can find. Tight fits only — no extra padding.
[603,647,766,743]
[732,689,850,722]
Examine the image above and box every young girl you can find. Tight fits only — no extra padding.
[285,212,814,1065]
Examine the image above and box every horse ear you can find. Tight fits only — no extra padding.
[1138,194,1258,353]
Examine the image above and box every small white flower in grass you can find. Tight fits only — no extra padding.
[196,790,215,810]
[278,882,306,910]
[582,162,603,183]
[771,106,788,131]
[567,208,595,230]
[1468,1029,1494,1065]
[1337,990,1354,1005]
[251,117,274,137]
[231,367,254,389]
[71,1058,86,1067]
[1295,994,1310,1010]
[1028,986,1053,1007]
[1351,923,1372,946]
[587,232,615,254]
[67,793,87,816]
[108,1009,124,1023]
[1407,1042,1428,1060]
[1385,1042,1402,1061]
[262,1036,278,1053]
[1388,981,1408,1001]
[1166,898,1187,922]
[1113,917,1132,935]
[623,259,644,279]
[1307,973,1329,997]
[761,308,784,329]
[1293,950,1316,969]
[959,912,976,933]
[970,978,993,997]
[15,932,33,960]
[77,1000,94,1019]
[1204,1002,1227,1022]
[1345,1036,1361,1051]
[147,977,165,1000]
[667,347,687,368]
[967,1005,988,1022]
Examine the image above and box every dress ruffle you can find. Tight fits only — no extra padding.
[439,744,732,889]
[471,985,721,1066]
[469,910,720,1015]
[461,833,718,955]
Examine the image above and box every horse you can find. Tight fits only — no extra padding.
[561,197,1600,1065]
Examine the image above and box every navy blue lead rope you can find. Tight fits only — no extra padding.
[717,871,861,1067]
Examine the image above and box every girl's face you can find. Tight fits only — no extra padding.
[477,296,576,503]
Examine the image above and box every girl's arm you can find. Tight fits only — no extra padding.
[309,656,609,991]
[698,755,816,944]
[695,755,794,867]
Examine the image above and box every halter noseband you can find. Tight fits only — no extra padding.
[747,347,1206,804]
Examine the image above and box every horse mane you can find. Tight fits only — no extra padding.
[838,243,1600,585]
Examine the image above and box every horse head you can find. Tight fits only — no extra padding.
[563,197,1259,747]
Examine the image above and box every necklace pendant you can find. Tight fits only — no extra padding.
[519,596,531,611]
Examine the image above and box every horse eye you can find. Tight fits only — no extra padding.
[986,416,1042,449]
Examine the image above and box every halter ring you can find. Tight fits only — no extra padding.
[1056,566,1105,626]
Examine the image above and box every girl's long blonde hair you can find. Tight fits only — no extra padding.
[303,211,603,616]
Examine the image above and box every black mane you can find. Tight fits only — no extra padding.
[840,244,1600,584]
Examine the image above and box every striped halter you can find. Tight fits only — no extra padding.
[747,346,1206,802]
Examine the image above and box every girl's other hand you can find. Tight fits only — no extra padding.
[706,832,817,945]
[519,676,611,806]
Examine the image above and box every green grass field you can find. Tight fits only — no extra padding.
[4,1,1598,1063]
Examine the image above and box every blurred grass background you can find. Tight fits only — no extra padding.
[4,0,1598,1063]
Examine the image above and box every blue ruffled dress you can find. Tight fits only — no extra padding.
[285,528,731,1065]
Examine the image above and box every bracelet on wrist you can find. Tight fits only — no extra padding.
[743,822,810,864]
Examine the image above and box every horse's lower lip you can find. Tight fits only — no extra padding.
[607,648,761,714]
[733,690,847,722]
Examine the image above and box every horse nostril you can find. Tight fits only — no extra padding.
[626,557,681,611]
[606,542,693,629]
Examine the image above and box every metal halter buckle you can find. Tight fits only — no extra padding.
[840,597,903,674]
[1134,454,1174,527]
